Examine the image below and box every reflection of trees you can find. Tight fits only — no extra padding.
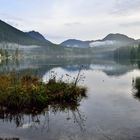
[0,102,86,132]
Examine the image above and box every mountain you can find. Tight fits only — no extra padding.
[90,33,135,48]
[27,31,52,44]
[61,33,136,48]
[0,20,54,47]
[60,39,93,48]
[102,33,135,42]
[0,19,137,49]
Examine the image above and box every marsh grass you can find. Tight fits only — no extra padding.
[0,72,87,113]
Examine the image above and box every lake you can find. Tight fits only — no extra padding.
[0,57,140,140]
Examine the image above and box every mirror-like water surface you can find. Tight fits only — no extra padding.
[1,58,140,140]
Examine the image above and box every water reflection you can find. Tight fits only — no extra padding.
[0,101,87,132]
[1,57,140,139]
[0,57,138,77]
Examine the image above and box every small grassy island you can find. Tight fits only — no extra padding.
[0,72,87,113]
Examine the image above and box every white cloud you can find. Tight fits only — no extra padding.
[0,0,140,43]
[112,0,140,15]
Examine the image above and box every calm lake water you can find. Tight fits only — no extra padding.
[1,58,140,140]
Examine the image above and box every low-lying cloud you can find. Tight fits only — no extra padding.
[90,41,117,47]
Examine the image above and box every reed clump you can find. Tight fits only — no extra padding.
[133,77,140,100]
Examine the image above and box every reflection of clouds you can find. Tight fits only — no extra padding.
[42,67,77,83]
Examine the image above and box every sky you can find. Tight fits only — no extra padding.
[0,0,140,43]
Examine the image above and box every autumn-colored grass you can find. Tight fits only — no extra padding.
[0,73,87,112]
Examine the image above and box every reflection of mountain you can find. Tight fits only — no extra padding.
[102,65,135,76]
[0,57,138,77]
[88,60,137,76]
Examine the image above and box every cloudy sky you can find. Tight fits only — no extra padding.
[0,0,140,43]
